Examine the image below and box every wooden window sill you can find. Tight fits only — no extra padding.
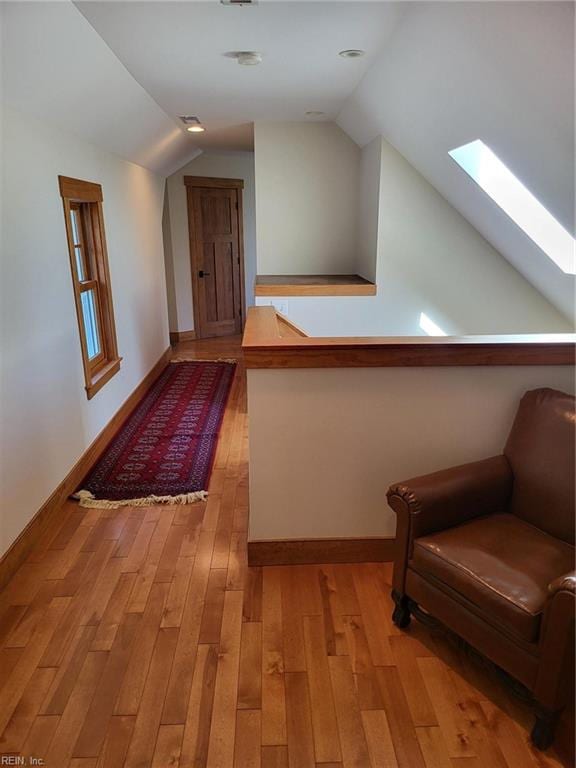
[86,357,122,399]
[255,274,376,297]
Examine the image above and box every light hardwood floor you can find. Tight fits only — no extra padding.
[0,335,568,768]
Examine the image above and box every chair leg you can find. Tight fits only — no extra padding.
[531,708,560,751]
[391,590,411,629]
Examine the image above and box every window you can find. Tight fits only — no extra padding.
[449,140,575,275]
[59,176,121,398]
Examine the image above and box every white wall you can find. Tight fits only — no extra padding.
[248,365,575,541]
[356,136,381,283]
[257,138,571,336]
[162,186,178,332]
[2,1,198,177]
[164,151,257,333]
[0,107,170,555]
[254,121,360,275]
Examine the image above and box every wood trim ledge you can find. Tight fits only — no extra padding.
[58,175,103,202]
[276,312,308,338]
[242,307,576,368]
[169,329,197,345]
[0,346,171,591]
[184,175,244,189]
[247,537,396,566]
[86,357,122,400]
[255,280,376,297]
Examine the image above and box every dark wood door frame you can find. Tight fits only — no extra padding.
[184,175,246,339]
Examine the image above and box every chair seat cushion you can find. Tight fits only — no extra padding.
[410,513,574,643]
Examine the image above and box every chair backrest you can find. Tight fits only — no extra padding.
[504,388,575,544]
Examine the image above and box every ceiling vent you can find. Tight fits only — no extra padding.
[179,116,200,125]
[221,0,258,5]
[224,51,263,66]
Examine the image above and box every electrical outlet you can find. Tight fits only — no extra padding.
[271,300,288,315]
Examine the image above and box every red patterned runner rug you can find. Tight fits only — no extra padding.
[74,360,236,508]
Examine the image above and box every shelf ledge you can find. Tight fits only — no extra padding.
[255,274,376,297]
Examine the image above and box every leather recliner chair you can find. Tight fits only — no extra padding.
[387,388,575,749]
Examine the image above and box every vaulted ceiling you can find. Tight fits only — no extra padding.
[338,1,575,320]
[76,1,404,139]
[2,0,574,319]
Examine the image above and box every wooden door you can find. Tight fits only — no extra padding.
[186,178,245,338]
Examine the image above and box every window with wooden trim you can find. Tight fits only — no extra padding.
[59,176,121,399]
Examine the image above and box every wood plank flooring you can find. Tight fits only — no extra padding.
[0,335,568,767]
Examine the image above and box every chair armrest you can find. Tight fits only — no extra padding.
[387,455,513,594]
[548,571,576,597]
[387,454,513,539]
[534,571,576,710]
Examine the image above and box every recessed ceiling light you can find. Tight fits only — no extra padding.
[179,115,205,133]
[339,49,365,59]
[224,51,263,66]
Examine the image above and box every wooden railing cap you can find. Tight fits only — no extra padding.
[242,307,576,369]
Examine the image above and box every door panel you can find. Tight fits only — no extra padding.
[215,242,235,321]
[201,195,232,235]
[203,243,218,323]
[188,185,244,338]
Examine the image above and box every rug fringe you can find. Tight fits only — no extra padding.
[72,489,208,509]
[170,357,237,364]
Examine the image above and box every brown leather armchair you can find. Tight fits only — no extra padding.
[387,388,575,749]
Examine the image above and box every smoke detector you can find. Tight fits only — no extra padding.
[339,49,365,59]
[224,51,263,66]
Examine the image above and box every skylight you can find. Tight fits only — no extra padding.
[449,140,575,275]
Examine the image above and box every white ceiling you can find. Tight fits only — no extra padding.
[76,0,404,147]
[2,0,574,320]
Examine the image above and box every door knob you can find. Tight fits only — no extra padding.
[199,270,211,278]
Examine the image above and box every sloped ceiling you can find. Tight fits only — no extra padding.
[1,0,404,168]
[2,0,574,319]
[75,0,403,132]
[337,2,575,320]
[1,1,201,176]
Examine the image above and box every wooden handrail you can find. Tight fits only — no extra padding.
[242,307,576,368]
[276,311,308,338]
